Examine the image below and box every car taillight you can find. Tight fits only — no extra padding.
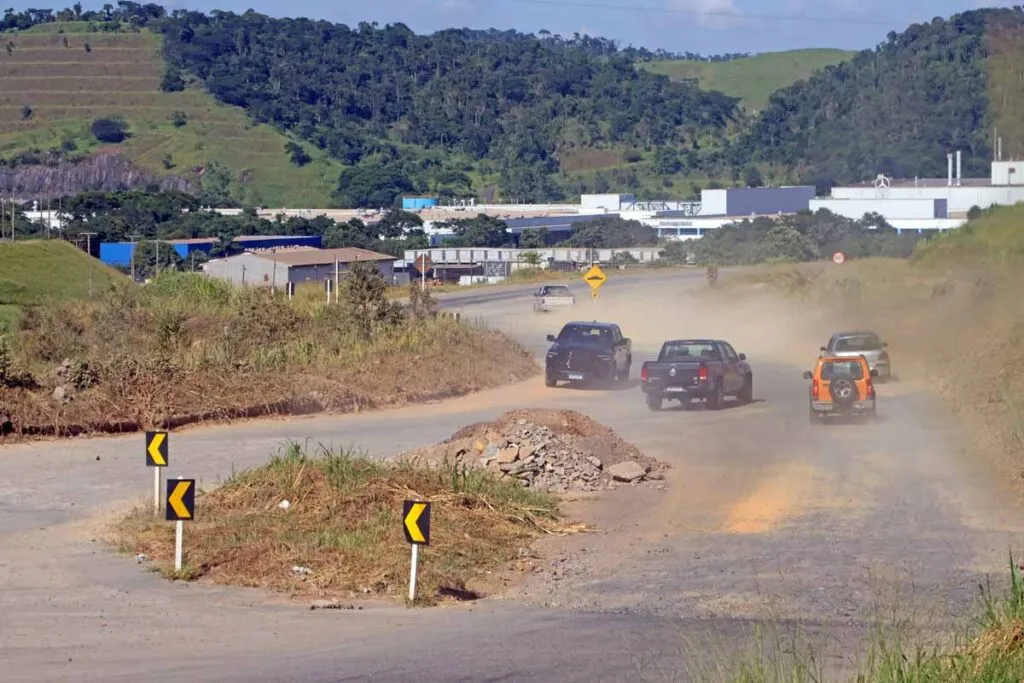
[641,366,649,382]
[698,364,708,382]
[866,380,874,399]
[812,378,819,399]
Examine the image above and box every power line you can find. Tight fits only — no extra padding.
[495,0,898,28]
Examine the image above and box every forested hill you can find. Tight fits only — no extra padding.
[156,11,739,202]
[740,8,1024,188]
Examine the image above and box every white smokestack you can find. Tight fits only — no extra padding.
[947,153,953,187]
[956,150,962,186]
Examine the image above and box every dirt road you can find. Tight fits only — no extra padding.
[2,271,1022,682]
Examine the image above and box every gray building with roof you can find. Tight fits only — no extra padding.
[202,247,398,287]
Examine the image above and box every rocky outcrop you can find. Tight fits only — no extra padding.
[0,151,193,197]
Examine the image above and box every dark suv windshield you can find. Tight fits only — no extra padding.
[835,335,882,352]
[557,325,612,345]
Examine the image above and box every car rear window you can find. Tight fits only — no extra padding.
[835,335,882,352]
[661,342,719,360]
[821,361,864,380]
[544,286,571,296]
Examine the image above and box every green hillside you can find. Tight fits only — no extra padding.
[740,8,1024,187]
[0,23,343,206]
[641,49,854,110]
[0,240,127,330]
[913,204,1024,265]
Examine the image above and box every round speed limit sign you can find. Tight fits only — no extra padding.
[832,251,845,264]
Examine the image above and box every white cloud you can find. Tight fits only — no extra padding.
[668,0,742,29]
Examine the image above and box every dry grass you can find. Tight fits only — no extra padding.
[0,270,538,438]
[114,442,569,605]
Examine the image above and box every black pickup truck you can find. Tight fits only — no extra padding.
[544,321,632,388]
[640,339,752,410]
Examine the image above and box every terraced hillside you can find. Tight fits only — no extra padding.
[642,49,854,110]
[0,24,342,205]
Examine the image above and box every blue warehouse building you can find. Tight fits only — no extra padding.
[98,234,323,267]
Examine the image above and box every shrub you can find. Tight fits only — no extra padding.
[91,117,129,144]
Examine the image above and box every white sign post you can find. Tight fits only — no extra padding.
[408,543,419,601]
[154,466,161,514]
[174,476,184,572]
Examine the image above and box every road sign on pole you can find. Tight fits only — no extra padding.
[583,264,607,292]
[415,255,433,292]
[832,251,846,264]
[166,477,195,572]
[146,431,168,514]
[403,500,431,602]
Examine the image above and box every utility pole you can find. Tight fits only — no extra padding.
[82,232,98,298]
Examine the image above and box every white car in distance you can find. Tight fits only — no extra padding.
[532,284,576,312]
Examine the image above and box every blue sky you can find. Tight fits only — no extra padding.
[10,1,1019,53]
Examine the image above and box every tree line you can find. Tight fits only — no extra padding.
[5,5,1022,203]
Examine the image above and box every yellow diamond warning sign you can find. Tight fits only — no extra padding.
[582,264,607,291]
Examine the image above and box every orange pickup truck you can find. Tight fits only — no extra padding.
[803,354,878,423]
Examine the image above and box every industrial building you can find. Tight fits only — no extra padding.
[402,246,664,284]
[699,186,816,217]
[808,197,948,220]
[98,234,323,267]
[202,247,398,287]
[827,153,1024,215]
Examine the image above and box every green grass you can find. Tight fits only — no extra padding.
[0,240,126,330]
[912,204,1024,266]
[642,49,854,110]
[0,25,343,206]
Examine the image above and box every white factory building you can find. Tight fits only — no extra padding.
[821,152,1024,229]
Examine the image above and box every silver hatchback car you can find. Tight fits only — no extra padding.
[821,330,892,381]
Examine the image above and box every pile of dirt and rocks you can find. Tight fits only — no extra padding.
[402,409,667,493]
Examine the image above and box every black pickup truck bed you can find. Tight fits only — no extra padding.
[640,339,752,411]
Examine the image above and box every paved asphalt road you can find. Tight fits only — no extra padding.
[2,269,1023,682]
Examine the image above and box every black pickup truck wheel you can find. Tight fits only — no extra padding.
[544,373,557,388]
[646,393,663,411]
[705,382,724,410]
[739,374,753,403]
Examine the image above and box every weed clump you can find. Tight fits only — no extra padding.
[115,443,567,604]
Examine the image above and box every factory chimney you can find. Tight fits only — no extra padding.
[956,150,962,186]
[947,153,953,187]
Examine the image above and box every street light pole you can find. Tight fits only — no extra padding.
[82,232,98,298]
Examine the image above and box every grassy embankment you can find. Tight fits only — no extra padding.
[0,243,538,437]
[716,205,1024,681]
[641,49,854,110]
[0,240,125,331]
[0,22,341,206]
[115,442,569,605]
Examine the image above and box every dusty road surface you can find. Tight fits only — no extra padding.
[3,269,1023,682]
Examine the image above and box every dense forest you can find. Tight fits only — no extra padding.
[4,4,1024,202]
[154,11,739,203]
[739,8,1024,189]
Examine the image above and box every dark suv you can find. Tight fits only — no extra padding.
[544,321,632,388]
